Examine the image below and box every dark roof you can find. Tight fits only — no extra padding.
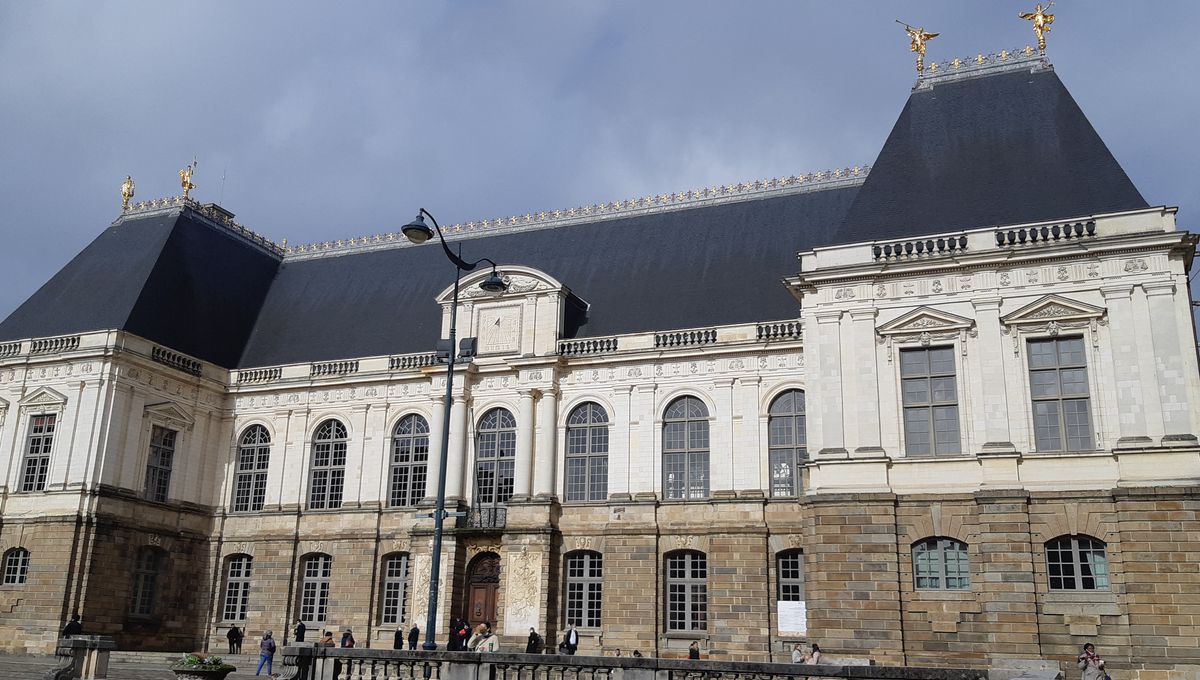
[0,210,280,367]
[238,186,860,367]
[837,67,1147,243]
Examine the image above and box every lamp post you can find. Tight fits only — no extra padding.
[402,208,507,651]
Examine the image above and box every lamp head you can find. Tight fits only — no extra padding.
[402,214,434,244]
[479,269,508,293]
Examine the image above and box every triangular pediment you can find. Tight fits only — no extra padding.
[1001,295,1105,326]
[877,306,974,336]
[18,386,67,408]
[144,402,194,428]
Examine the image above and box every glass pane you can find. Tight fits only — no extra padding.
[1059,368,1089,396]
[929,348,956,375]
[1063,400,1093,451]
[1030,370,1060,397]
[900,349,928,377]
[1033,401,1063,451]
[904,408,931,456]
[1028,340,1058,368]
[933,406,961,454]
[902,377,930,406]
[930,377,957,403]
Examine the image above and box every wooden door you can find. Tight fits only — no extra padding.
[468,583,498,627]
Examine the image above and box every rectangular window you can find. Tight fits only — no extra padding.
[222,556,253,621]
[665,552,707,632]
[300,555,332,623]
[144,426,177,503]
[900,348,961,456]
[381,555,410,625]
[1028,337,1093,452]
[564,552,603,628]
[21,414,56,492]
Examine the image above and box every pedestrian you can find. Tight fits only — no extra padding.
[472,625,500,653]
[791,643,804,663]
[408,624,420,650]
[394,626,405,650]
[293,620,306,644]
[1078,643,1106,680]
[320,630,335,646]
[452,618,469,651]
[526,627,543,654]
[632,650,643,658]
[341,629,356,648]
[809,643,823,664]
[468,623,487,651]
[61,614,83,638]
[613,649,622,657]
[688,641,700,660]
[226,626,241,655]
[563,623,579,655]
[255,630,276,676]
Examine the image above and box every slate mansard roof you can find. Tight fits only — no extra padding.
[0,56,1150,369]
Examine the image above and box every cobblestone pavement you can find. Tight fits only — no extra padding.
[0,653,275,680]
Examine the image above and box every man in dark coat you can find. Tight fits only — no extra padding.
[62,614,82,638]
[226,625,241,654]
[525,628,543,654]
[293,620,306,644]
[564,624,579,655]
[408,624,420,650]
[394,627,405,650]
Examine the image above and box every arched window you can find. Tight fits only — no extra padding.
[777,549,805,602]
[912,538,970,590]
[233,425,270,512]
[389,415,429,508]
[300,554,333,624]
[1046,535,1109,591]
[564,551,603,628]
[565,403,609,502]
[768,390,807,497]
[663,397,709,500]
[3,548,30,585]
[475,408,517,513]
[222,555,253,621]
[665,550,707,632]
[380,553,411,625]
[308,420,348,510]
[129,547,164,616]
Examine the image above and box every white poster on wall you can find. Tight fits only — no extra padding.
[778,600,807,635]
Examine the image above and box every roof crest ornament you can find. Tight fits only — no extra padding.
[120,195,285,257]
[897,20,939,74]
[915,46,1049,90]
[1019,2,1055,54]
[283,165,870,260]
[121,175,135,211]
[179,158,197,200]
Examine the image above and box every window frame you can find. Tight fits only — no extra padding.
[233,425,271,513]
[563,550,603,629]
[144,425,177,503]
[1027,336,1094,452]
[222,554,253,621]
[1045,534,1110,591]
[389,415,430,508]
[380,553,411,625]
[664,550,707,633]
[3,548,30,586]
[776,549,805,602]
[129,546,163,617]
[20,413,56,492]
[475,408,517,508]
[912,537,971,591]
[662,397,710,501]
[767,390,808,497]
[899,347,962,457]
[564,403,610,502]
[299,553,333,624]
[307,420,348,510]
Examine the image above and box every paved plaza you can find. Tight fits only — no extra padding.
[0,653,275,680]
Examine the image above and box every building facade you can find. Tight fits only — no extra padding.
[1,51,1198,678]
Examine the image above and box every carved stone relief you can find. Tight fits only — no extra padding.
[503,547,543,631]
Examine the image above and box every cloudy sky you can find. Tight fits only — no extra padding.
[1,1,1197,327]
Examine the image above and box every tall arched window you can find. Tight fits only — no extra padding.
[389,415,429,508]
[233,425,271,512]
[129,547,164,617]
[300,554,333,624]
[565,403,609,502]
[912,537,970,590]
[665,550,707,632]
[663,397,709,500]
[3,548,30,585]
[475,408,517,514]
[768,390,807,497]
[380,553,411,625]
[308,420,348,510]
[1046,534,1109,591]
[564,551,603,628]
[222,555,253,621]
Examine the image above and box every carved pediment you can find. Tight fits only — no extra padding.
[877,306,975,336]
[437,265,567,303]
[1001,295,1105,326]
[144,402,194,430]
[18,386,67,411]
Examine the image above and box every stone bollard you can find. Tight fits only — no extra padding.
[43,636,118,680]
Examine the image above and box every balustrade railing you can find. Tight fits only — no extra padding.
[29,335,80,355]
[873,235,967,260]
[995,220,1096,246]
[151,346,202,376]
[390,352,438,371]
[311,359,359,377]
[654,328,717,349]
[238,367,282,384]
[558,337,620,356]
[0,341,20,358]
[461,506,507,529]
[756,320,802,341]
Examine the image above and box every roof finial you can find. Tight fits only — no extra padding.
[1019,2,1055,53]
[897,20,939,73]
[120,175,135,211]
[179,158,197,200]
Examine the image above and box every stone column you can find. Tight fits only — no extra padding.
[1144,282,1197,443]
[814,311,846,456]
[513,390,536,498]
[972,298,1015,452]
[848,308,884,457]
[1100,286,1151,447]
[423,395,447,501]
[445,394,469,501]
[533,388,558,497]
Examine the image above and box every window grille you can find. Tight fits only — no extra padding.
[901,348,962,456]
[1028,337,1094,451]
[233,425,270,512]
[663,397,709,500]
[665,551,707,632]
[1046,535,1109,590]
[564,551,603,628]
[21,414,55,492]
[475,409,516,507]
[3,548,30,585]
[222,555,253,621]
[144,426,177,503]
[389,415,429,508]
[768,390,807,496]
[308,420,348,510]
[129,547,163,616]
[380,554,410,625]
[565,403,609,502]
[777,550,805,601]
[912,537,971,590]
[300,554,333,623]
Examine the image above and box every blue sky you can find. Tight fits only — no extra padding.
[1,1,1197,329]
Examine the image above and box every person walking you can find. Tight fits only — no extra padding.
[394,626,405,650]
[563,624,579,655]
[255,630,276,676]
[61,614,83,638]
[688,641,701,660]
[1078,643,1106,680]
[293,620,306,644]
[341,629,356,648]
[408,624,420,650]
[526,628,543,654]
[226,626,241,655]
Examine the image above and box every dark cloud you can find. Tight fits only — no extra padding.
[1,1,1197,328]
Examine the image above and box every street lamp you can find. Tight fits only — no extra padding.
[403,208,507,651]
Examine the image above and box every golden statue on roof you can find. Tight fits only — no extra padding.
[179,159,197,199]
[120,175,135,210]
[1019,2,1055,53]
[897,20,939,73]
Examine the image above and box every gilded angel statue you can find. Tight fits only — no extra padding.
[1019,2,1055,52]
[179,159,197,199]
[897,21,939,73]
[121,175,135,210]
